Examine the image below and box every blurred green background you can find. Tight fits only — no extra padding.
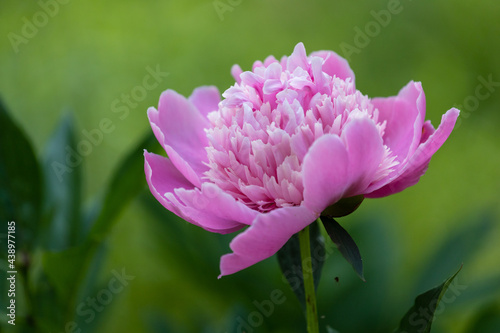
[1,0,500,332]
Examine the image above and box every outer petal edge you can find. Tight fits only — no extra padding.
[365,108,459,198]
[219,205,318,277]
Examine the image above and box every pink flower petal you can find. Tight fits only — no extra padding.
[341,118,385,196]
[188,86,221,117]
[145,151,249,234]
[420,120,435,144]
[144,151,195,223]
[310,50,355,81]
[148,90,210,187]
[287,42,309,73]
[302,134,350,214]
[231,64,243,84]
[219,205,318,277]
[372,81,426,166]
[366,108,459,198]
[173,182,259,231]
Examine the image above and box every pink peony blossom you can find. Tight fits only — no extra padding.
[144,43,459,277]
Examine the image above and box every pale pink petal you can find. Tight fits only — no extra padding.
[366,108,459,198]
[219,205,318,277]
[188,86,221,117]
[174,182,259,231]
[287,42,309,73]
[231,64,243,84]
[263,55,279,67]
[302,134,350,214]
[341,118,385,196]
[148,90,210,187]
[372,81,426,165]
[309,50,355,81]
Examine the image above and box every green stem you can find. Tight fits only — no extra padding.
[299,224,319,333]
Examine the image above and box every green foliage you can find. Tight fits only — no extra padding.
[41,114,82,250]
[321,216,364,281]
[395,266,462,333]
[0,101,163,332]
[39,132,161,330]
[0,98,41,252]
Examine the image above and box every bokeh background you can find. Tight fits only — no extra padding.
[1,0,500,332]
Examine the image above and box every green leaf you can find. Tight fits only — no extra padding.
[41,114,83,250]
[87,132,161,242]
[0,98,41,251]
[277,220,325,309]
[321,216,364,281]
[322,195,364,218]
[394,265,463,333]
[41,132,161,325]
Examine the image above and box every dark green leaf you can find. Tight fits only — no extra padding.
[87,132,161,242]
[277,220,325,309]
[322,195,364,218]
[41,131,160,326]
[321,216,364,281]
[41,114,82,250]
[394,265,463,333]
[0,98,41,251]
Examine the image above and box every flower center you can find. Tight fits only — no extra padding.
[204,59,394,212]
